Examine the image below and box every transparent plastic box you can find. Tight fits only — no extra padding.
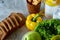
[53,6,60,19]
[0,0,29,22]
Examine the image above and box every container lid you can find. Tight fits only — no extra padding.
[45,0,57,6]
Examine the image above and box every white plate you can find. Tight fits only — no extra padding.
[0,0,44,40]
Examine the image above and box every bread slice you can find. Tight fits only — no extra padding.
[0,12,25,40]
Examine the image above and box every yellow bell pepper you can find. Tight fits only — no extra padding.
[26,14,42,30]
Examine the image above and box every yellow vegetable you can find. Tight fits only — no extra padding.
[26,14,42,30]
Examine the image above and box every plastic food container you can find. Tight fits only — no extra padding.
[45,0,58,19]
[53,6,60,19]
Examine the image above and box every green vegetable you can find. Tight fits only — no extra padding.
[32,14,40,22]
[22,31,41,40]
[51,35,60,40]
[34,19,60,40]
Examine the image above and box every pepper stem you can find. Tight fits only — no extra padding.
[32,14,40,22]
